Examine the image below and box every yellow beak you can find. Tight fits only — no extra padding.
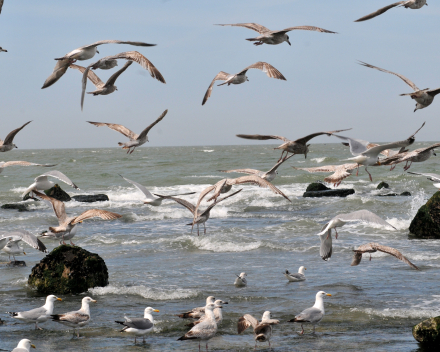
[304,268,307,270]
[23,251,26,255]
[154,309,160,312]
[92,299,97,303]
[31,345,36,349]
[326,293,332,296]
[57,297,63,301]
[377,161,381,166]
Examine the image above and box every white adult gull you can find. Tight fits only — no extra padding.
[0,229,47,262]
[186,300,228,328]
[177,296,216,319]
[22,170,79,197]
[7,295,62,330]
[408,172,440,189]
[284,266,306,282]
[234,272,247,287]
[87,109,167,154]
[115,307,159,344]
[0,161,56,174]
[355,0,427,22]
[237,311,279,349]
[0,121,31,152]
[11,339,36,352]
[202,61,286,105]
[216,23,336,46]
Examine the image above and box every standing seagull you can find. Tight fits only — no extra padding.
[177,296,216,319]
[22,170,79,197]
[202,62,286,105]
[408,172,440,189]
[0,161,56,174]
[284,266,306,282]
[11,340,36,352]
[355,1,427,22]
[237,311,279,349]
[0,121,31,152]
[359,61,440,112]
[187,300,228,328]
[216,23,336,46]
[0,230,47,262]
[288,291,332,334]
[115,307,159,344]
[237,129,352,161]
[87,109,167,154]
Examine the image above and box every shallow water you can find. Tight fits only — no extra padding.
[1,143,439,351]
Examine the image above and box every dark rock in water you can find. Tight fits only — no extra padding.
[306,182,330,192]
[409,191,440,239]
[413,316,440,344]
[400,191,411,196]
[23,184,71,202]
[1,203,29,212]
[303,189,355,198]
[7,261,26,267]
[377,192,412,197]
[0,318,5,325]
[377,181,389,190]
[28,245,108,294]
[72,194,109,203]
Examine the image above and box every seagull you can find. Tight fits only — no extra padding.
[284,266,306,282]
[293,163,359,187]
[22,170,79,197]
[216,23,336,46]
[119,175,195,205]
[408,172,440,188]
[186,300,228,328]
[234,272,247,287]
[0,121,31,152]
[288,291,332,334]
[7,295,62,330]
[178,303,220,352]
[87,109,167,154]
[237,128,352,161]
[317,210,396,261]
[237,311,279,349]
[355,0,427,22]
[0,1,3,14]
[0,236,12,250]
[115,307,159,344]
[391,142,440,171]
[39,225,78,246]
[359,61,440,112]
[51,296,96,338]
[32,190,122,245]
[351,242,419,269]
[11,339,36,352]
[177,296,216,319]
[0,161,56,174]
[202,61,286,105]
[0,230,47,262]
[0,47,7,52]
[158,189,242,235]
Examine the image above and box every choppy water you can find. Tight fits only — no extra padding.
[1,143,439,351]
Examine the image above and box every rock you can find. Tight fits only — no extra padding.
[377,181,389,190]
[28,245,108,295]
[409,191,440,239]
[303,189,355,198]
[72,194,109,203]
[23,184,71,202]
[413,316,440,344]
[400,191,411,196]
[1,203,29,212]
[305,182,330,192]
[377,192,411,197]
[7,261,26,267]
[0,317,5,325]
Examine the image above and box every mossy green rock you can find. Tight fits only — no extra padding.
[409,191,440,239]
[413,316,440,344]
[28,245,108,294]
[377,181,389,189]
[306,182,330,192]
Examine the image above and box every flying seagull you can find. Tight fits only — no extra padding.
[355,0,427,22]
[284,266,306,282]
[22,170,79,197]
[177,296,216,319]
[408,171,440,188]
[0,161,56,174]
[115,307,159,344]
[202,61,286,105]
[351,242,419,269]
[216,23,336,46]
[0,1,3,14]
[391,142,440,171]
[359,61,440,112]
[293,163,359,187]
[0,121,31,152]
[0,230,47,261]
[237,128,352,161]
[0,47,7,52]
[237,311,279,349]
[87,109,167,154]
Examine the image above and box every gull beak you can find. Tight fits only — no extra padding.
[326,293,332,297]
[287,40,291,46]
[92,299,97,303]
[305,268,307,270]
[15,146,18,148]
[31,345,36,349]
[96,50,100,54]
[153,309,160,312]
[57,297,63,301]
[377,161,381,166]
[23,251,26,255]
[223,301,229,304]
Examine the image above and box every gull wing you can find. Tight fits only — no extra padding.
[218,168,260,176]
[0,0,3,14]
[4,229,47,253]
[333,135,369,155]
[266,153,295,173]
[237,61,286,80]
[351,251,363,266]
[319,231,332,261]
[71,209,122,225]
[0,237,11,250]
[408,172,440,183]
[32,190,68,226]
[202,189,242,216]
[12,306,48,320]
[104,60,132,87]
[156,195,196,215]
[34,170,79,190]
[364,140,415,158]
[293,165,338,173]
[1,161,56,168]
[137,109,168,141]
[3,121,32,145]
[121,317,153,330]
[294,307,323,323]
[78,40,156,50]
[228,175,291,202]
[358,61,419,91]
[41,59,74,89]
[69,64,105,111]
[293,128,352,145]
[202,71,231,105]
[274,25,337,35]
[324,165,357,185]
[427,88,440,97]
[237,314,258,333]
[87,121,138,140]
[119,175,155,199]
[332,209,396,229]
[236,134,289,142]
[215,23,271,34]
[52,311,90,324]
[355,2,405,22]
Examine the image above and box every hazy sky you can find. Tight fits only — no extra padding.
[1,0,439,149]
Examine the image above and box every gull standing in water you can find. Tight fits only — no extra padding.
[216,23,336,46]
[0,121,31,152]
[0,161,56,174]
[186,300,228,328]
[355,0,427,22]
[87,109,167,154]
[289,291,332,334]
[408,172,440,189]
[234,272,247,287]
[22,170,79,197]
[11,339,36,352]
[7,295,62,330]
[0,230,47,262]
[115,307,159,344]
[202,62,286,105]
[284,266,306,282]
[177,296,216,319]
[237,311,279,349]
[359,61,440,112]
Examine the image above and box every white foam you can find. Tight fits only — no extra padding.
[202,150,214,153]
[311,157,326,163]
[89,285,198,300]
[351,307,440,319]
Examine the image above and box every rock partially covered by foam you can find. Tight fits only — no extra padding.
[303,182,354,198]
[409,191,440,239]
[413,316,440,344]
[28,245,108,294]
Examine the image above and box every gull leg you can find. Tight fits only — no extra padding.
[254,342,257,350]
[300,324,304,335]
[198,341,201,352]
[269,340,271,349]
[313,325,316,334]
[277,151,285,162]
[405,161,413,171]
[135,337,137,344]
[335,228,338,240]
[253,41,263,46]
[369,254,372,261]
[197,224,200,236]
[204,223,206,234]
[356,164,359,176]
[206,342,209,352]
[70,240,75,246]
[403,161,409,171]
[365,167,373,182]
[143,336,146,343]
[129,147,136,155]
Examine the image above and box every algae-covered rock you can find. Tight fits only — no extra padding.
[23,184,71,202]
[413,316,440,344]
[1,203,29,212]
[409,191,440,239]
[72,194,109,203]
[377,181,389,190]
[306,182,330,192]
[28,245,108,294]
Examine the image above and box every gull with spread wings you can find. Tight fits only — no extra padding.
[22,170,79,198]
[0,229,47,262]
[216,23,336,46]
[355,0,427,22]
[293,163,359,187]
[0,121,31,152]
[202,61,286,105]
[87,109,167,154]
[0,161,56,174]
[237,311,279,349]
[389,142,440,171]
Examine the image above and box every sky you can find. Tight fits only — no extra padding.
[1,0,439,149]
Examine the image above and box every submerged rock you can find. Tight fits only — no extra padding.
[28,245,108,294]
[1,203,29,212]
[306,182,330,192]
[409,191,440,239]
[303,189,355,198]
[7,261,26,267]
[377,192,411,197]
[72,194,109,203]
[413,316,440,344]
[376,181,389,190]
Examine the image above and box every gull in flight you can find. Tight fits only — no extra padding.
[186,300,228,328]
[0,161,56,174]
[408,172,440,189]
[115,307,159,344]
[284,266,306,282]
[234,272,247,287]
[11,339,36,352]
[293,163,359,187]
[359,61,440,112]
[0,121,31,152]
[237,311,279,349]
[7,295,62,330]
[0,1,3,14]
[216,23,336,46]
[0,47,7,52]
[177,296,216,319]
[202,61,286,105]
[317,210,396,261]
[389,142,440,171]
[288,291,332,334]
[87,109,167,154]
[22,170,79,197]
[237,128,352,161]
[119,175,194,205]
[51,296,96,338]
[0,230,47,262]
[351,242,419,269]
[355,0,427,22]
